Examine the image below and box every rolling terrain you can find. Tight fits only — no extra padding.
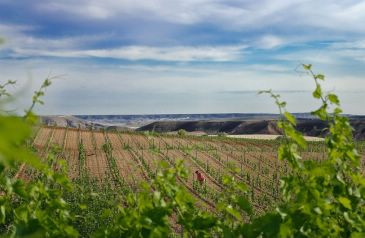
[40,114,365,140]
[138,119,365,140]
[23,126,365,216]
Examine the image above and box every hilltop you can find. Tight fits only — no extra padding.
[39,114,365,140]
[138,119,365,140]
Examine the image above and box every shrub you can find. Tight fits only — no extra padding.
[177,129,187,137]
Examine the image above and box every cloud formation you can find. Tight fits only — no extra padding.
[0,1,365,114]
[11,45,247,62]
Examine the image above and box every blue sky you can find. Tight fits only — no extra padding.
[0,0,365,115]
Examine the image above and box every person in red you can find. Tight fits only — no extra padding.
[195,170,205,185]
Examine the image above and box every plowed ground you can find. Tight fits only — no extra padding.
[31,126,365,214]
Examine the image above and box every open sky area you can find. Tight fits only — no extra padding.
[0,0,365,115]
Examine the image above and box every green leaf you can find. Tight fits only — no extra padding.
[316,74,325,80]
[225,205,242,220]
[279,220,293,238]
[237,196,252,215]
[312,84,322,99]
[312,105,328,120]
[350,232,365,238]
[343,212,354,224]
[328,93,339,104]
[101,209,112,219]
[279,101,286,107]
[258,89,272,95]
[284,112,296,125]
[288,131,306,148]
[314,207,322,214]
[0,205,5,224]
[13,180,28,198]
[64,226,79,237]
[338,197,352,209]
[303,64,312,70]
[336,173,345,184]
[192,216,217,230]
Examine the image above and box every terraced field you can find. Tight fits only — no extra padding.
[26,126,365,215]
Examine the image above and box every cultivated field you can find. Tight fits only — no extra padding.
[27,126,365,215]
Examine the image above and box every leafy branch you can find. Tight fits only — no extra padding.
[23,77,52,121]
[0,80,16,98]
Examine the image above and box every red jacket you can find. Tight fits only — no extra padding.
[195,171,205,184]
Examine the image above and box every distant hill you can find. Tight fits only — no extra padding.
[138,119,365,140]
[39,115,130,131]
[39,114,365,140]
[40,115,93,129]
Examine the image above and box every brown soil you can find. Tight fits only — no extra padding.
[50,128,66,147]
[35,127,365,214]
[33,127,53,148]
[64,129,79,150]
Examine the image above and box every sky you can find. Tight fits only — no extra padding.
[0,0,365,115]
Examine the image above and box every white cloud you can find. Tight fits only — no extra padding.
[2,1,365,115]
[39,2,112,19]
[37,0,248,25]
[243,64,291,73]
[0,23,110,51]
[34,0,365,34]
[256,35,286,49]
[272,44,365,66]
[1,57,364,114]
[330,40,365,50]
[0,23,34,34]
[0,23,246,61]
[274,50,337,65]
[11,45,247,62]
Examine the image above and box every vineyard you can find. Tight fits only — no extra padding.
[1,68,365,236]
[25,126,365,229]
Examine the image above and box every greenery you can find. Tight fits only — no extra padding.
[0,63,364,237]
[178,129,187,137]
[0,78,78,237]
